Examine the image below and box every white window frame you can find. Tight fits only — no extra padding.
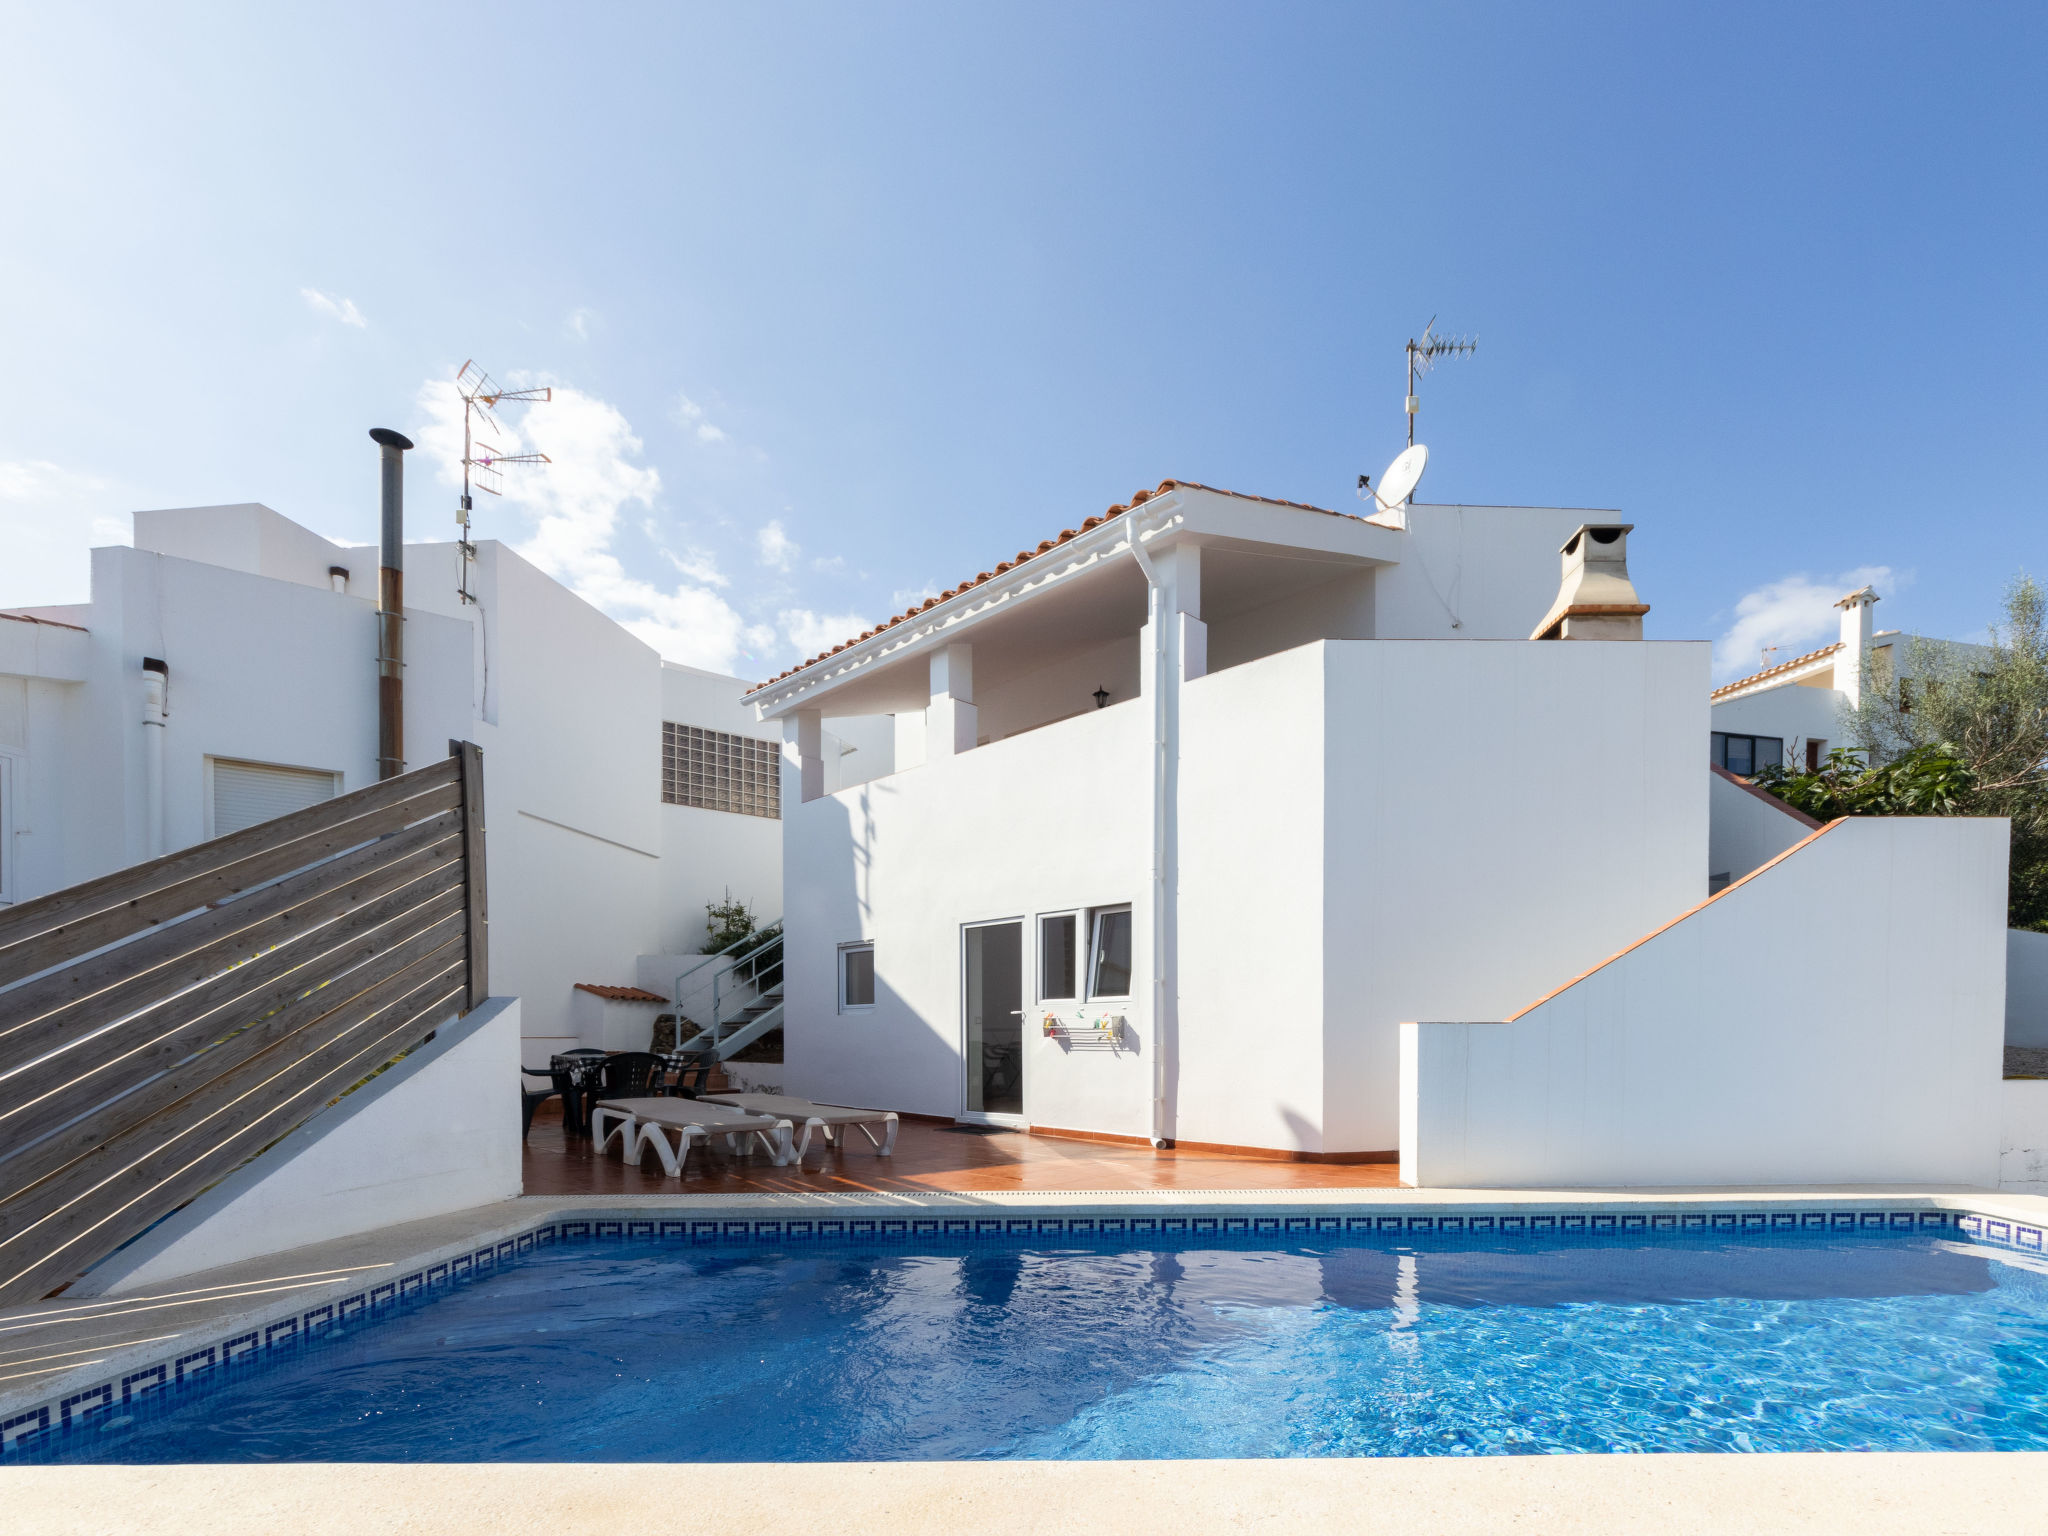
[1035,909,1082,1003]
[838,941,875,1014]
[1086,904,1134,1001]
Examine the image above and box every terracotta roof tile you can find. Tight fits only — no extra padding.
[1709,641,1843,701]
[573,983,667,1003]
[744,479,1355,698]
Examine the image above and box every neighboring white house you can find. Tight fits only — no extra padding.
[1708,583,1991,778]
[0,501,781,1066]
[1704,583,1997,889]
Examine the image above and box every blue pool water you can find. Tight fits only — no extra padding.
[40,1231,2048,1461]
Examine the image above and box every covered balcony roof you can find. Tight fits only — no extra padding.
[746,480,1406,720]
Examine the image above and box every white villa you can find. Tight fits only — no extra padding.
[0,500,785,1064]
[745,478,2014,1185]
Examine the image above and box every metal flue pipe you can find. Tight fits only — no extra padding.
[369,428,414,780]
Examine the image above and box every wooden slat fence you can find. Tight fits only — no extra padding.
[0,741,488,1308]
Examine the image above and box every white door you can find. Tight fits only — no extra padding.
[963,919,1025,1122]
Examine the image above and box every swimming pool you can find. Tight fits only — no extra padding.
[29,1224,2048,1461]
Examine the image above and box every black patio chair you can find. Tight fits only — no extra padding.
[664,1047,717,1098]
[596,1051,664,1099]
[521,1062,575,1139]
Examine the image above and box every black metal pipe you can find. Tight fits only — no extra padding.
[369,428,414,780]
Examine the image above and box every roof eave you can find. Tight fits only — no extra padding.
[748,495,1187,719]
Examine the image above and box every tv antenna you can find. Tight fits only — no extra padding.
[1403,317,1477,446]
[455,359,552,603]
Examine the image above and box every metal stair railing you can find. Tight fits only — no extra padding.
[672,928,783,1061]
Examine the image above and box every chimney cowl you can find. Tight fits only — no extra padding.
[1530,522,1648,641]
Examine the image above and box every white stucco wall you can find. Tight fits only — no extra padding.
[132,503,365,595]
[1373,504,1593,641]
[655,660,784,952]
[1312,637,1706,1154]
[780,698,1152,1129]
[975,634,1142,744]
[1177,645,1329,1150]
[1708,767,1819,885]
[75,997,522,1296]
[58,545,474,882]
[2000,1078,2048,1193]
[1402,816,2010,1189]
[2008,929,2048,1049]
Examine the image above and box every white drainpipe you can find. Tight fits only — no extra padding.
[141,657,168,858]
[1126,511,1174,1148]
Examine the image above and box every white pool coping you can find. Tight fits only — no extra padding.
[7,1453,2048,1535]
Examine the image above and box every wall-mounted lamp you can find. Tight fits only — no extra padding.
[329,565,351,595]
[1093,686,1110,710]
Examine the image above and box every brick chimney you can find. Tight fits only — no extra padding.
[1530,524,1648,640]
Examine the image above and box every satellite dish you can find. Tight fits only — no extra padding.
[1374,443,1428,512]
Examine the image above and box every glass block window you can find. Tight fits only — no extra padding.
[662,723,781,818]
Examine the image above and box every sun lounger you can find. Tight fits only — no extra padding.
[698,1092,898,1159]
[591,1096,795,1174]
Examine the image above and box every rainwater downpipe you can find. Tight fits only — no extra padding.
[141,657,168,858]
[1125,511,1174,1148]
[370,428,414,780]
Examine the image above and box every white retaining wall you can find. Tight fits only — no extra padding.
[1402,816,2009,1188]
[74,997,523,1296]
[1707,767,1817,886]
[2001,1078,2048,1194]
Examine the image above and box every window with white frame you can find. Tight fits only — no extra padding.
[839,942,875,1011]
[662,722,781,819]
[1087,906,1132,998]
[1039,912,1077,1000]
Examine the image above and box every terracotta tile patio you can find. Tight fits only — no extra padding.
[521,1102,1402,1195]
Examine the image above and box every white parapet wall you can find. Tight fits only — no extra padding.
[2001,1078,2048,1193]
[72,997,523,1297]
[1707,764,1820,887]
[1401,817,2010,1189]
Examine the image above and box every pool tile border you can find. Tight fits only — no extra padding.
[3,1200,2042,1457]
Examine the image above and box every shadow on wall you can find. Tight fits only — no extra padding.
[785,776,968,1118]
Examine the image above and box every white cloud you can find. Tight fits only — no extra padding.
[756,519,798,572]
[675,393,731,445]
[890,582,940,610]
[300,287,366,328]
[663,547,728,588]
[0,460,123,607]
[780,607,872,659]
[1714,565,1897,680]
[566,307,595,341]
[417,376,765,673]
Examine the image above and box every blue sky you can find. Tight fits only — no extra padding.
[2,3,2042,680]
